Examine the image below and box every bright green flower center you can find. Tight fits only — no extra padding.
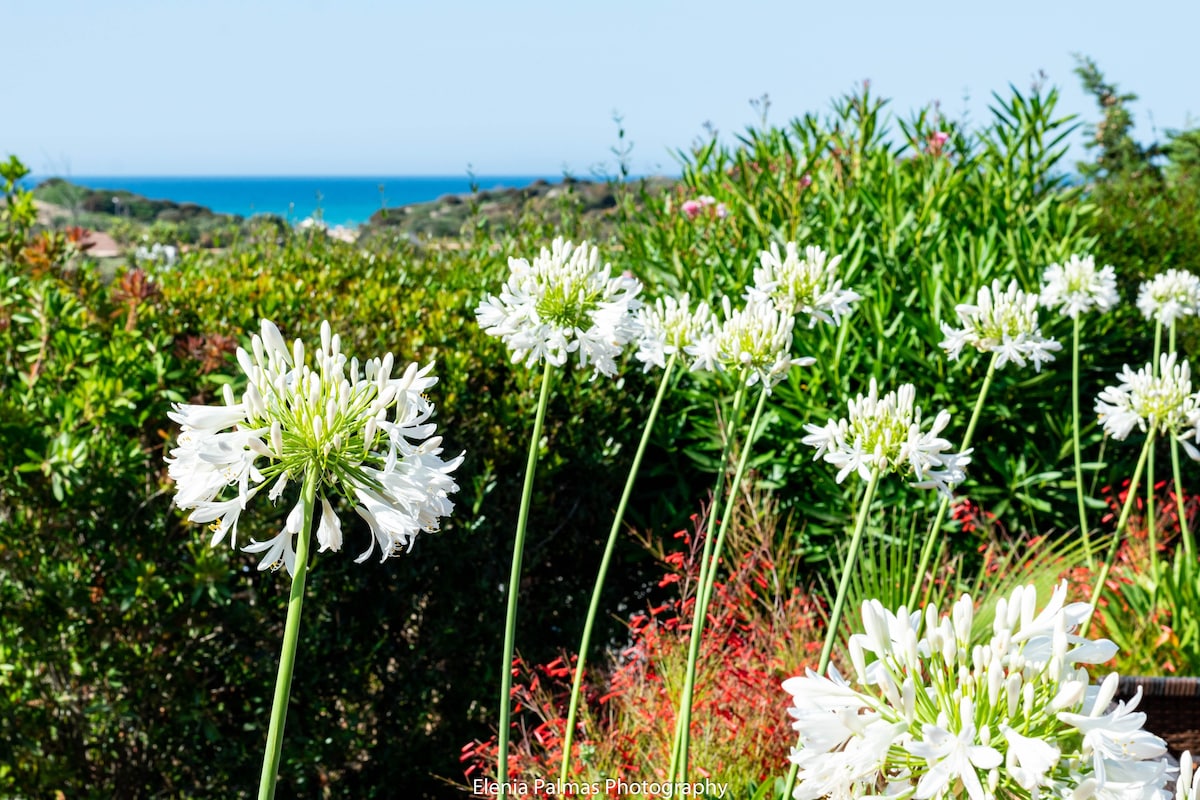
[535,282,600,328]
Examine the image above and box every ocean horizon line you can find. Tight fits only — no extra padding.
[20,173,641,227]
[23,173,659,183]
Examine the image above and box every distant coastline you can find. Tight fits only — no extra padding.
[19,174,564,228]
[22,173,678,255]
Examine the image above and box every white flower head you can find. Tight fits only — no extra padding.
[686,295,805,390]
[801,378,971,497]
[750,241,860,327]
[941,279,1062,371]
[474,238,642,378]
[1040,254,1120,319]
[166,320,464,575]
[781,582,1170,800]
[1137,269,1200,326]
[634,292,715,372]
[1095,353,1200,443]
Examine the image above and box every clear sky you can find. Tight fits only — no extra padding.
[4,0,1197,176]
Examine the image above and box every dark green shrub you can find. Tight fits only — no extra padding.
[1,176,662,797]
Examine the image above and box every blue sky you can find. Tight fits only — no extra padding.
[4,1,1197,176]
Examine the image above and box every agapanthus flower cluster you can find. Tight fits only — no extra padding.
[1040,254,1120,319]
[475,238,643,377]
[782,582,1172,800]
[686,295,804,390]
[633,292,715,372]
[1137,269,1200,326]
[166,320,463,575]
[801,378,971,497]
[749,241,860,327]
[941,279,1062,371]
[1095,353,1200,448]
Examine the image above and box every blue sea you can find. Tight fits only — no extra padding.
[22,175,559,228]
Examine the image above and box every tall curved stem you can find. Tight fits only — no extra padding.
[672,380,770,783]
[781,468,882,800]
[1148,324,1163,578]
[496,361,555,797]
[1071,315,1095,568]
[258,469,318,800]
[907,351,998,610]
[667,375,747,781]
[1082,431,1155,637]
[1168,320,1193,562]
[557,354,677,784]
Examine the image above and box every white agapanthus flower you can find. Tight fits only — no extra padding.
[685,295,806,390]
[1040,254,1120,318]
[1095,353,1200,448]
[1137,269,1200,326]
[474,238,642,378]
[749,241,860,327]
[782,582,1172,800]
[941,279,1062,371]
[166,320,464,575]
[633,292,715,372]
[801,378,971,497]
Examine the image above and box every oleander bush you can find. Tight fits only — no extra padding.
[616,84,1107,562]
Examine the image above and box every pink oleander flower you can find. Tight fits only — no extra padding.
[679,195,727,221]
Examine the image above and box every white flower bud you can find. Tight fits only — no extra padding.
[252,334,266,367]
[988,658,1003,707]
[1007,674,1022,719]
[849,635,868,684]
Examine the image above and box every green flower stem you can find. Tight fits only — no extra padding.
[1082,430,1155,638]
[1168,320,1193,561]
[817,468,882,674]
[1171,431,1193,562]
[1148,323,1163,577]
[558,353,678,785]
[673,379,771,784]
[1071,315,1095,569]
[782,468,882,800]
[667,376,747,783]
[907,351,999,610]
[258,468,318,800]
[497,360,555,797]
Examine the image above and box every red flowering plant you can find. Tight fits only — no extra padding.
[1070,479,1200,676]
[460,494,826,797]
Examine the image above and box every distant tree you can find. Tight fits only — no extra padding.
[1072,56,1200,288]
[1074,55,1162,181]
[1164,127,1200,185]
